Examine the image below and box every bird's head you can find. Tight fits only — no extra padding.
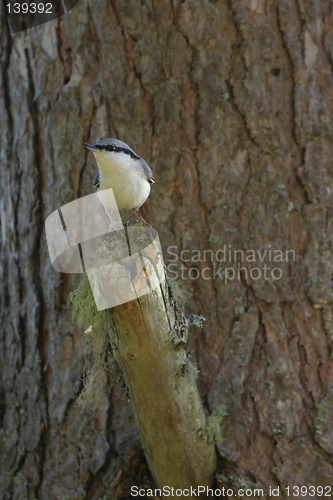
[83,138,154,186]
[83,138,141,167]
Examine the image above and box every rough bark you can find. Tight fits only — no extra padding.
[1,0,333,499]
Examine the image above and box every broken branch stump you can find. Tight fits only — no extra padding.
[85,223,217,497]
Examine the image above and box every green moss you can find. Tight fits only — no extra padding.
[70,275,111,409]
[316,401,327,421]
[206,403,228,444]
[234,306,245,315]
[70,274,109,332]
[208,233,220,245]
[271,419,284,436]
[315,401,327,436]
[265,380,275,391]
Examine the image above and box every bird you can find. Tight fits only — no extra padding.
[83,138,155,221]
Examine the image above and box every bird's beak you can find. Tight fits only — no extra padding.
[82,142,98,151]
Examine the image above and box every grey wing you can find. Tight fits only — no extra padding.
[140,158,155,184]
[93,171,100,189]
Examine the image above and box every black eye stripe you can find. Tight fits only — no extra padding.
[95,144,140,160]
[95,144,116,152]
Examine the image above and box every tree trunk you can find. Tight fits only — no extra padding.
[1,0,333,499]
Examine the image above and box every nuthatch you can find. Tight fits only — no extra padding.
[83,138,155,218]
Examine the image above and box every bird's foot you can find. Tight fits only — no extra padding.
[132,210,148,225]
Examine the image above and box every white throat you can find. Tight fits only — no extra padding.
[94,151,150,212]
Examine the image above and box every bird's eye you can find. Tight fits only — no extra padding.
[109,144,116,151]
